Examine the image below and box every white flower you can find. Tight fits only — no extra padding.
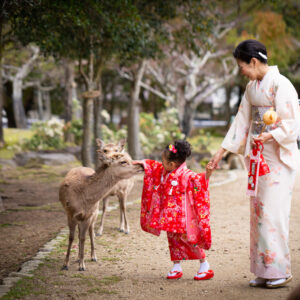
[101,110,110,123]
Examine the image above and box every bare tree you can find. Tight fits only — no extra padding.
[2,45,39,128]
[120,17,239,137]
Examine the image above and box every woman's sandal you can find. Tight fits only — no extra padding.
[194,269,214,281]
[265,276,293,288]
[167,271,183,279]
[249,277,266,287]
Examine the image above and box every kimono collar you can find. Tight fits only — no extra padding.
[261,65,279,82]
[168,162,187,179]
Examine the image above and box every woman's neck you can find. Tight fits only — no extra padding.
[256,64,269,81]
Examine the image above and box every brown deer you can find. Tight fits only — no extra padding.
[95,139,134,236]
[59,145,143,271]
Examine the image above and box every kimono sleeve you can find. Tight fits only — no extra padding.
[269,77,300,169]
[142,159,163,177]
[140,159,163,236]
[222,84,252,155]
[270,78,300,145]
[189,173,211,250]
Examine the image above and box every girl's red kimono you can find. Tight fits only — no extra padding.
[140,160,211,261]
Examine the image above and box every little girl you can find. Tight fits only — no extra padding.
[135,140,214,280]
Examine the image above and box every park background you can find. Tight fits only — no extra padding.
[0,1,300,299]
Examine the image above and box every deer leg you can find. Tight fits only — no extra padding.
[76,225,81,262]
[118,194,129,234]
[89,214,97,262]
[96,196,109,236]
[62,220,76,270]
[78,221,89,271]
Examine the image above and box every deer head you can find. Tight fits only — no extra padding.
[96,138,127,162]
[104,152,143,179]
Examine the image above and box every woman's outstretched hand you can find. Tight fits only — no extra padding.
[208,148,226,170]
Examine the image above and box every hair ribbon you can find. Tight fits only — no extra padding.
[169,144,177,153]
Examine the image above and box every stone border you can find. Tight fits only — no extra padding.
[0,170,238,298]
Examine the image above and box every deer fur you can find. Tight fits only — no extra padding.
[95,139,134,236]
[59,147,143,271]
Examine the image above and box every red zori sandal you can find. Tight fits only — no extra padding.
[167,271,183,279]
[194,270,214,280]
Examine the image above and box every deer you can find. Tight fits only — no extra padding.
[95,139,135,236]
[59,144,143,271]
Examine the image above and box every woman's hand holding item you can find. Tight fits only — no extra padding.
[253,132,273,144]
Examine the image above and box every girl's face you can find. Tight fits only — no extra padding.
[162,152,178,172]
[236,58,257,81]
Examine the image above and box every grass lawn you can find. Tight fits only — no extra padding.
[0,128,33,159]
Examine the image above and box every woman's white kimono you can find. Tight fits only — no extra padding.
[222,66,300,279]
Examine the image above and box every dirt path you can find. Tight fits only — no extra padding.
[1,167,300,299]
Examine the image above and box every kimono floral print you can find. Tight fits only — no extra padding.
[140,160,211,250]
[222,65,300,280]
[138,139,214,281]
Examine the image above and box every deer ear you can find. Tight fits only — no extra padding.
[118,139,126,153]
[96,138,104,150]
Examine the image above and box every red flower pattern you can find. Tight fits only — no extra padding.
[140,160,211,250]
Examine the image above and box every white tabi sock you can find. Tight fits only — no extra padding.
[197,261,209,274]
[168,263,182,276]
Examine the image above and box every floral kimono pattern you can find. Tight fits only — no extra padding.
[140,160,211,260]
[222,66,300,278]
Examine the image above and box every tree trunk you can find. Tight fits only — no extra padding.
[181,101,196,137]
[63,59,74,142]
[43,90,51,120]
[127,60,146,159]
[0,65,4,147]
[225,85,233,130]
[82,96,94,167]
[0,17,4,146]
[93,78,103,168]
[81,51,95,167]
[34,88,43,120]
[12,78,27,128]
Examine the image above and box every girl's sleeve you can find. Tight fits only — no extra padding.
[142,159,163,178]
[189,173,211,250]
[221,84,252,154]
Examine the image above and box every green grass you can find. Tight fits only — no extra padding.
[101,257,120,262]
[1,277,43,300]
[0,128,33,159]
[7,202,63,212]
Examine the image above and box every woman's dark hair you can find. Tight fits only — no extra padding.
[164,140,192,164]
[233,39,268,64]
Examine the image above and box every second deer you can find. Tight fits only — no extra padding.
[95,139,135,236]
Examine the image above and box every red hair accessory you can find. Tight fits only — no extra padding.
[168,144,177,153]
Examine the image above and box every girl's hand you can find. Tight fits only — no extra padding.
[209,148,226,170]
[132,160,144,167]
[205,162,213,180]
[253,132,272,144]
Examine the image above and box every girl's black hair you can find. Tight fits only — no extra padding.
[233,39,268,64]
[164,140,192,164]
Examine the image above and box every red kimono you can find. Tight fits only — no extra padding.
[140,160,211,261]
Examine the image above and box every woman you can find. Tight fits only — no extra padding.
[209,39,300,288]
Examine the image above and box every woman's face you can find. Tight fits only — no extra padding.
[162,152,177,172]
[236,58,257,81]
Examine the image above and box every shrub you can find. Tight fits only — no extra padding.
[22,118,65,150]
